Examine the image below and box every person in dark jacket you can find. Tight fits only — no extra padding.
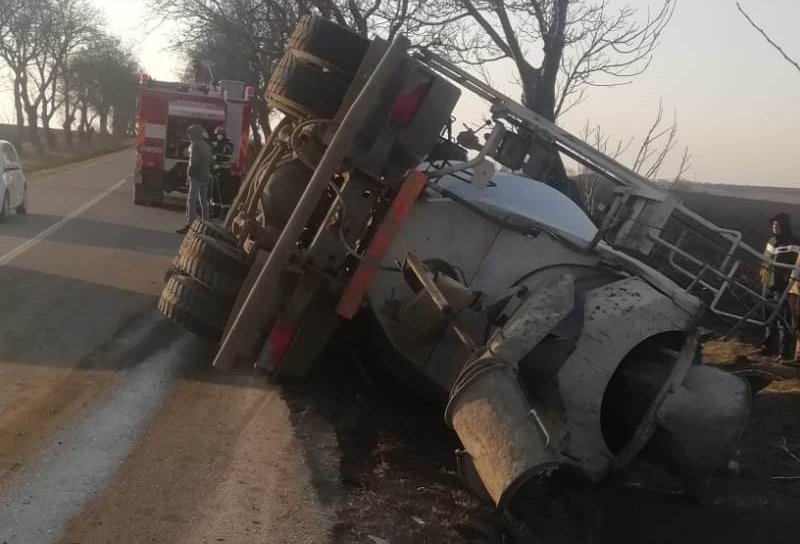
[176,124,211,234]
[759,212,799,359]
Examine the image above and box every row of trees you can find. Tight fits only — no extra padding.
[0,0,139,150]
[147,0,683,189]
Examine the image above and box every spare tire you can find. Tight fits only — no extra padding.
[287,15,369,76]
[266,50,351,119]
[159,274,232,341]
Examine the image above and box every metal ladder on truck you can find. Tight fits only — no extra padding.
[417,49,795,335]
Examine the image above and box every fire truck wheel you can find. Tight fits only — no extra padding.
[178,233,251,280]
[158,274,230,342]
[189,219,237,245]
[287,15,369,76]
[133,183,164,206]
[266,51,351,119]
[173,250,243,300]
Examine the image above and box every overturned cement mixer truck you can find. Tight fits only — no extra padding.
[159,15,753,511]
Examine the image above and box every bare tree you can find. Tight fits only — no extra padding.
[579,101,691,217]
[36,0,102,146]
[147,0,302,144]
[419,1,675,119]
[0,0,49,144]
[148,0,420,145]
[309,0,424,40]
[64,36,139,139]
[736,2,800,74]
[416,0,675,188]
[579,120,631,216]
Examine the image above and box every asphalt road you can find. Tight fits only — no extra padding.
[0,149,337,543]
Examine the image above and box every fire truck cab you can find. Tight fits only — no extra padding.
[134,75,254,206]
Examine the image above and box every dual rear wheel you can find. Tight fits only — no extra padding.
[158,219,250,341]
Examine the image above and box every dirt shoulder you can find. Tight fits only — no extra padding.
[703,338,800,494]
[283,335,800,544]
[60,367,338,544]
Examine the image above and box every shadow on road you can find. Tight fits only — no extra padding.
[0,265,167,369]
[0,214,180,256]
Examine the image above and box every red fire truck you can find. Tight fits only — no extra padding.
[133,75,254,207]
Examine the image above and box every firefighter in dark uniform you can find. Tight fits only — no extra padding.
[211,126,235,207]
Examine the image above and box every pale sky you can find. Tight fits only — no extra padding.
[2,0,799,186]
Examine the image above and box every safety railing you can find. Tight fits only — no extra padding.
[416,49,799,335]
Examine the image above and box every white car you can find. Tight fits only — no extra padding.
[0,140,27,221]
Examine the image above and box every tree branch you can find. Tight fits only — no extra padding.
[737,2,800,74]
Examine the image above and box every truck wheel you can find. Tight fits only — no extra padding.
[178,233,251,280]
[173,250,243,300]
[159,274,231,341]
[133,182,164,206]
[266,50,351,119]
[287,15,369,76]
[133,184,146,206]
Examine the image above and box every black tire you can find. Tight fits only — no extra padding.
[158,274,232,341]
[0,191,9,223]
[16,185,27,215]
[173,250,243,300]
[133,182,164,206]
[266,50,351,119]
[178,233,251,279]
[287,15,369,76]
[188,218,236,245]
[133,184,146,206]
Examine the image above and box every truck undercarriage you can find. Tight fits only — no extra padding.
[158,16,765,513]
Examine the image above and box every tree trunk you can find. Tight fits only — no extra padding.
[41,104,56,149]
[25,105,41,150]
[111,110,124,138]
[63,120,74,148]
[79,103,89,141]
[63,99,74,149]
[99,111,109,135]
[517,61,583,208]
[13,78,25,146]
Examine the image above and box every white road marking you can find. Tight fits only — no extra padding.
[0,177,129,267]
